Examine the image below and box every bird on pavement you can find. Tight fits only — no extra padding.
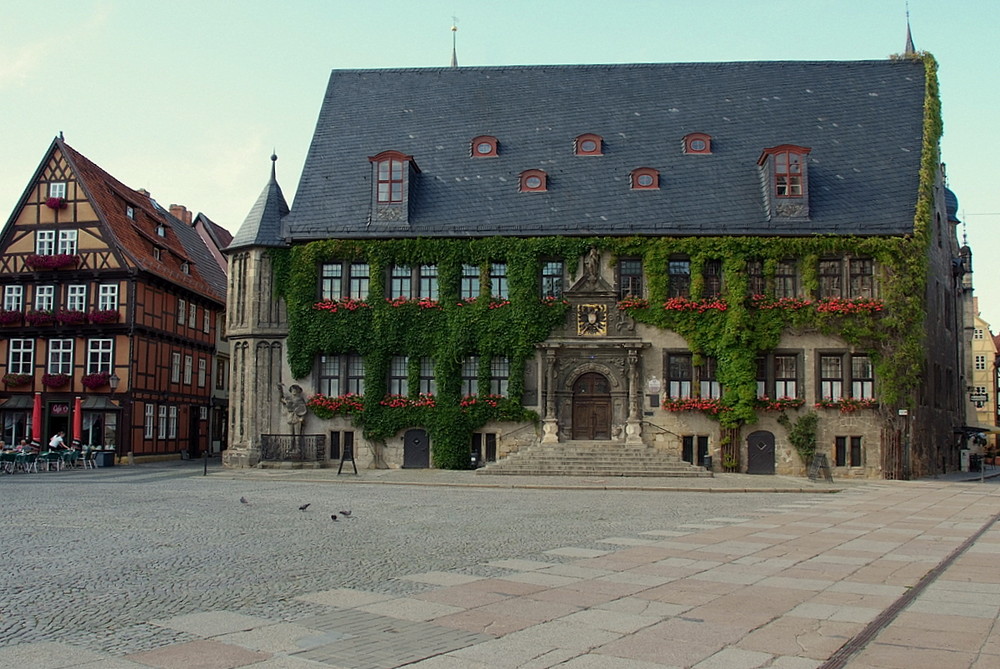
[339,509,352,517]
[240,496,249,504]
[330,514,338,521]
[299,503,311,511]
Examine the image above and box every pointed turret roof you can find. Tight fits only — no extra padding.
[227,153,289,250]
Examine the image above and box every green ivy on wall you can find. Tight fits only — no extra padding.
[269,53,941,468]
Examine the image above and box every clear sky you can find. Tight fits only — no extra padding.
[3,1,999,322]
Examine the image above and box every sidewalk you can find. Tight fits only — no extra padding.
[3,467,998,668]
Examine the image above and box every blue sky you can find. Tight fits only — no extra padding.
[3,0,999,322]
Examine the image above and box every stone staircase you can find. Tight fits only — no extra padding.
[476,441,713,477]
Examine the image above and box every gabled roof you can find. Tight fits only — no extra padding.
[283,60,929,240]
[57,139,226,303]
[228,155,290,250]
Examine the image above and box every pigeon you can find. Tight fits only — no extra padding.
[330,514,338,521]
[298,503,311,511]
[240,496,249,505]
[339,509,352,517]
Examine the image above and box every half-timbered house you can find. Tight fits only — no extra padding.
[0,138,228,459]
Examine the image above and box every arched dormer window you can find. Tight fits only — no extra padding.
[630,168,659,190]
[519,169,547,193]
[368,150,420,224]
[683,133,712,155]
[758,145,811,198]
[471,135,498,157]
[575,134,603,156]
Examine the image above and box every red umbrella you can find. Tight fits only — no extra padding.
[31,392,42,446]
[72,396,83,447]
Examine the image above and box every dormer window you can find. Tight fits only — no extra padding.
[180,262,190,275]
[471,135,498,157]
[630,168,659,190]
[757,144,811,219]
[126,205,135,220]
[368,150,420,224]
[683,133,712,154]
[575,134,603,156]
[153,247,162,261]
[155,224,166,237]
[519,169,547,192]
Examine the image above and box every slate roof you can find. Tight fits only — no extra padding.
[282,60,929,241]
[228,156,290,250]
[59,140,226,303]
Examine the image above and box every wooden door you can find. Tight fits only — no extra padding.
[403,429,430,468]
[747,430,775,474]
[572,373,611,440]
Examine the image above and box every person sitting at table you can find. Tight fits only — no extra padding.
[16,439,35,453]
[48,431,67,450]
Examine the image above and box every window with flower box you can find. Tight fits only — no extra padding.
[490,263,508,299]
[4,285,23,311]
[49,182,66,199]
[460,264,479,300]
[852,355,874,399]
[35,230,55,255]
[668,258,691,298]
[317,354,365,397]
[66,285,87,312]
[98,284,118,311]
[48,339,73,375]
[388,355,408,395]
[388,265,413,300]
[540,261,564,299]
[58,230,77,255]
[419,357,436,395]
[320,263,342,300]
[34,285,55,311]
[835,436,863,467]
[747,260,765,297]
[8,339,34,374]
[418,265,439,300]
[819,355,843,400]
[87,339,112,374]
[490,357,510,396]
[699,357,721,399]
[702,260,722,299]
[666,354,693,399]
[819,258,875,299]
[756,353,800,400]
[461,356,479,396]
[774,260,798,298]
[617,259,643,300]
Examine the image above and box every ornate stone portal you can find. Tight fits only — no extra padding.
[539,248,648,445]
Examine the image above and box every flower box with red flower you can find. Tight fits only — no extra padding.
[0,309,23,325]
[815,397,878,413]
[814,297,884,315]
[662,297,728,313]
[88,309,120,324]
[81,372,111,389]
[306,393,365,419]
[754,396,805,411]
[616,297,649,310]
[487,299,510,310]
[661,397,724,414]
[25,253,80,270]
[42,373,70,388]
[312,297,370,313]
[460,394,504,409]
[751,295,813,311]
[55,309,88,325]
[45,197,67,210]
[25,310,55,326]
[2,373,32,387]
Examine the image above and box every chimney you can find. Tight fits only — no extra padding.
[169,204,192,224]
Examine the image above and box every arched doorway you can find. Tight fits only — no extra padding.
[746,430,776,474]
[403,429,430,468]
[572,372,611,440]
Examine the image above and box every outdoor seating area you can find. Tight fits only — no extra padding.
[1,446,113,474]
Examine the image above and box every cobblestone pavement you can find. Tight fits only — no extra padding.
[0,460,810,658]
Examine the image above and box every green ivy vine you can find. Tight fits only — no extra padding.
[269,53,940,468]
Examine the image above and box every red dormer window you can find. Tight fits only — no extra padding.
[519,169,547,192]
[758,145,812,198]
[630,168,659,190]
[471,135,498,157]
[575,134,603,156]
[683,133,712,154]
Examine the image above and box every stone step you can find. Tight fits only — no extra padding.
[478,440,712,478]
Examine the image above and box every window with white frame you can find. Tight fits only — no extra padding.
[756,354,799,399]
[202,310,210,334]
[87,338,113,374]
[66,285,87,312]
[851,355,875,399]
[699,357,722,399]
[183,355,193,384]
[820,355,844,400]
[158,405,167,439]
[98,284,118,311]
[4,285,23,311]
[35,230,55,255]
[144,404,155,438]
[8,339,34,374]
[171,352,181,383]
[198,358,207,387]
[57,230,78,255]
[168,406,178,438]
[35,285,55,311]
[48,339,73,375]
[666,353,693,399]
[189,303,197,327]
[178,299,186,326]
[49,182,66,198]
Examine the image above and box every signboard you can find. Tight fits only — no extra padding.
[970,393,989,403]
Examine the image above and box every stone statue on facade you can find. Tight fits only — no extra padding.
[277,383,307,435]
